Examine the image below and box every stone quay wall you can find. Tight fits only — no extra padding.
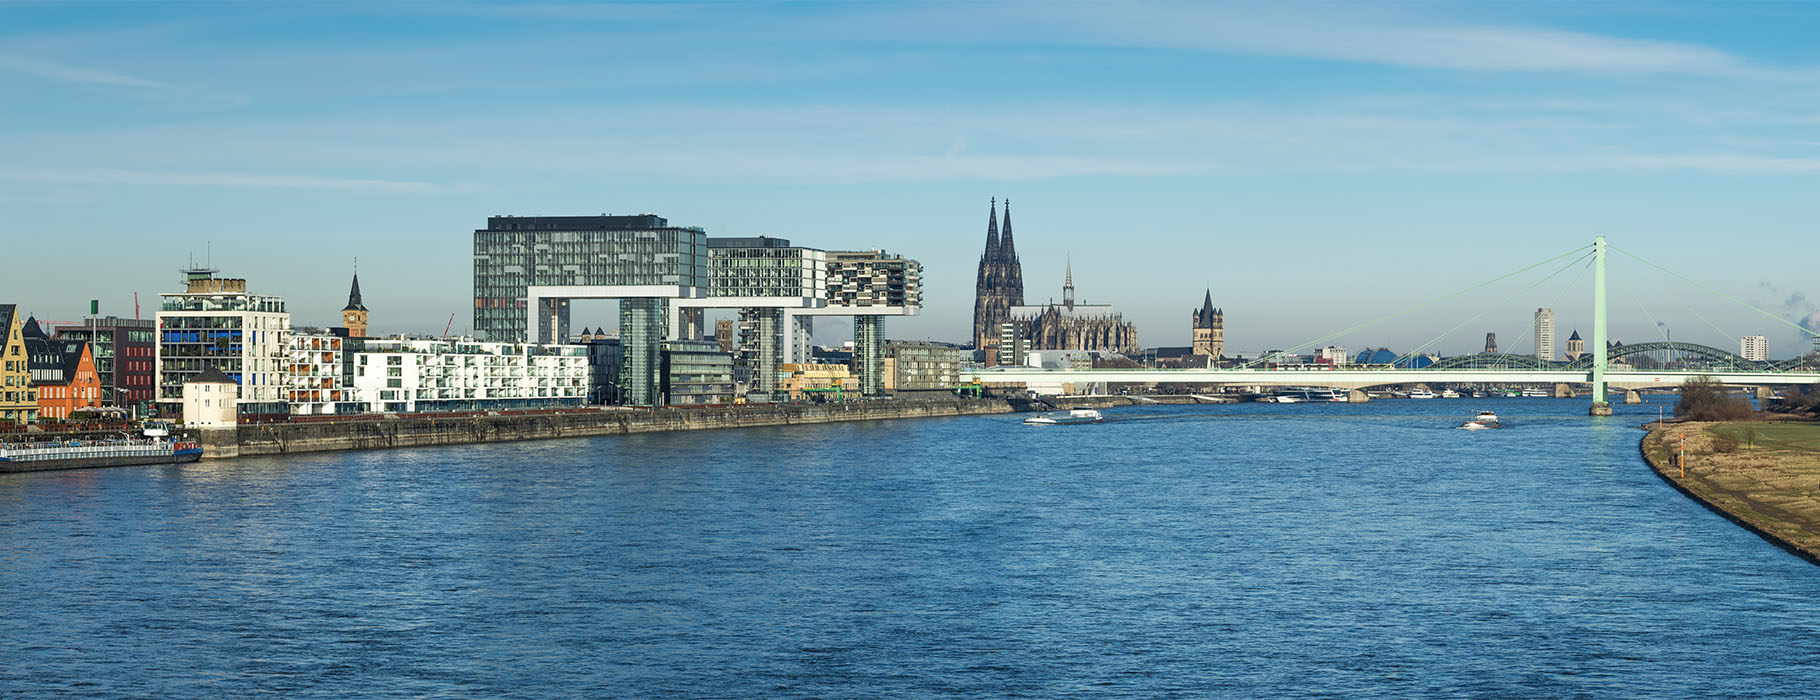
[201,399,1015,459]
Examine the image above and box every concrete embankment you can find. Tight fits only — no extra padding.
[203,398,1014,459]
[1640,421,1820,566]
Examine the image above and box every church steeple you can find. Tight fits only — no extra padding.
[343,273,366,312]
[983,198,1000,261]
[972,196,1027,356]
[1062,255,1075,309]
[1000,198,1016,261]
[341,266,369,338]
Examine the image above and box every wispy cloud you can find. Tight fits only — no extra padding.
[788,1,1808,80]
[0,54,167,87]
[0,167,463,193]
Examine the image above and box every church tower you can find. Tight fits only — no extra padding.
[1192,290,1223,358]
[341,270,368,338]
[971,198,1024,358]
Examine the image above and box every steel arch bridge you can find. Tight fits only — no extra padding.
[1424,353,1556,370]
[1562,341,1760,371]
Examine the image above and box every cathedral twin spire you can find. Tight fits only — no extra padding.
[972,197,1026,353]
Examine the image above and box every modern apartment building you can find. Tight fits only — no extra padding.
[155,268,291,417]
[473,214,709,406]
[886,341,970,392]
[824,249,922,396]
[287,332,350,415]
[661,340,734,405]
[54,317,156,410]
[1741,335,1769,362]
[347,337,586,414]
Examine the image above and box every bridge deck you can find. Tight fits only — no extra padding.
[962,368,1820,389]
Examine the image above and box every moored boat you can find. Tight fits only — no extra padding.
[0,437,203,473]
[1408,389,1437,399]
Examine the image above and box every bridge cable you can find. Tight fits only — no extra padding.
[1501,251,1595,356]
[1612,246,1820,341]
[1672,298,1738,344]
[1625,285,1673,344]
[1391,252,1594,368]
[1239,243,1593,369]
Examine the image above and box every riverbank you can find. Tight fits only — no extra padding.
[1640,419,1820,565]
[202,398,1015,459]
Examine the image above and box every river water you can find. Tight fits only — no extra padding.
[4,397,1818,698]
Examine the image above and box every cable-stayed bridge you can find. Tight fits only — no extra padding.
[961,237,1820,412]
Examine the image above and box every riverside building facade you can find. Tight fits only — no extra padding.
[53,317,156,411]
[0,305,36,423]
[347,338,586,414]
[155,268,291,418]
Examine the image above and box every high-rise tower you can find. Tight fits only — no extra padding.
[971,198,1024,358]
[1533,307,1555,361]
[1192,290,1223,359]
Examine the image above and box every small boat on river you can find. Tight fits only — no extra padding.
[1024,407,1104,425]
[1458,410,1501,430]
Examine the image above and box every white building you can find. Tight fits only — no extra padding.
[1534,308,1555,361]
[1319,345,1350,366]
[346,337,587,414]
[288,333,348,415]
[156,268,291,418]
[181,367,239,428]
[1741,335,1769,362]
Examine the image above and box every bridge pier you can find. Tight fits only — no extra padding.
[1554,383,1575,399]
[1757,386,1777,401]
[1590,403,1613,416]
[1347,389,1369,403]
[1625,389,1643,404]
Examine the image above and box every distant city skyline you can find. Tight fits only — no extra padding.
[6,1,1820,356]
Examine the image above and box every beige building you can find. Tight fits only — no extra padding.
[776,363,858,401]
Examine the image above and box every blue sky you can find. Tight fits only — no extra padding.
[4,1,1820,357]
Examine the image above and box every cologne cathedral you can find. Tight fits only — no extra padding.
[971,198,1024,356]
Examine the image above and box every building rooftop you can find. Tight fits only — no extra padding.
[482,214,680,231]
[708,236,794,249]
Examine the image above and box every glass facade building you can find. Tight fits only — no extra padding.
[661,340,734,405]
[472,215,708,343]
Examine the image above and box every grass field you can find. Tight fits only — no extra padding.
[1642,420,1820,564]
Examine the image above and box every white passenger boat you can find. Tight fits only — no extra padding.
[1408,389,1437,399]
[1024,407,1104,425]
[1521,388,1549,398]
[1440,389,1460,399]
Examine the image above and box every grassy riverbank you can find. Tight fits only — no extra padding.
[1641,419,1820,565]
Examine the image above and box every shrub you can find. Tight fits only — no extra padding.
[1675,376,1756,421]
[1709,432,1741,453]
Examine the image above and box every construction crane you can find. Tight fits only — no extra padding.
[443,313,456,339]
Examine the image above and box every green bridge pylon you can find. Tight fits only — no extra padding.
[1591,235,1609,413]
